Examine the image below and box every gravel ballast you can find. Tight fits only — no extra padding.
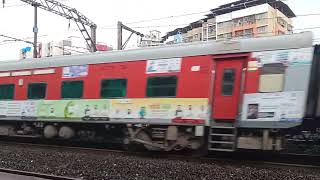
[0,143,319,180]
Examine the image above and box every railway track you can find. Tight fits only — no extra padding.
[0,140,319,179]
[0,168,79,180]
[0,139,319,169]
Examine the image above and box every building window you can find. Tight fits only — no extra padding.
[221,69,235,96]
[101,79,127,98]
[208,25,215,34]
[61,81,83,99]
[0,84,14,100]
[225,33,232,39]
[233,17,243,27]
[218,33,232,39]
[257,26,267,34]
[28,83,47,99]
[243,15,255,25]
[147,76,177,97]
[277,17,287,28]
[259,63,285,92]
[244,28,253,37]
[235,30,244,37]
[218,21,232,28]
[255,13,267,21]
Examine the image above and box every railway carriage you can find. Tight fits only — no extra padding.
[0,32,318,153]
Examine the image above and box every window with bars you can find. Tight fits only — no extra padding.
[255,13,267,21]
[235,30,244,37]
[147,76,177,97]
[61,81,83,99]
[28,83,47,99]
[101,79,127,98]
[221,69,235,96]
[233,17,243,27]
[244,28,253,37]
[243,15,255,25]
[0,84,14,100]
[257,26,267,33]
[208,26,215,34]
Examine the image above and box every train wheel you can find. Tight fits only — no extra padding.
[58,126,75,139]
[43,125,58,139]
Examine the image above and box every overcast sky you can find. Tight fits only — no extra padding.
[0,0,319,61]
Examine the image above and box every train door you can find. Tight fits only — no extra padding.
[212,57,245,120]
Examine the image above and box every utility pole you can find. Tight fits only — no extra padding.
[90,25,97,52]
[32,2,39,58]
[117,21,123,50]
[117,21,144,50]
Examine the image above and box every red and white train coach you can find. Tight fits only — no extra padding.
[0,32,318,152]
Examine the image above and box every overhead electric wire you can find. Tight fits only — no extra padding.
[0,34,48,46]
[0,3,27,8]
[98,0,306,29]
[36,12,320,33]
[99,11,211,29]
[99,0,271,28]
[53,45,87,54]
[4,0,315,34]
[97,22,320,31]
[1,25,319,47]
[1,0,319,50]
[97,12,320,30]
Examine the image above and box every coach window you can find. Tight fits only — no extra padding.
[259,63,285,92]
[221,69,235,96]
[0,84,14,100]
[61,81,83,99]
[147,76,177,97]
[101,79,127,98]
[28,83,47,99]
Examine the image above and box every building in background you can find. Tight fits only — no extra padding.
[19,40,73,59]
[40,40,72,58]
[139,30,162,47]
[163,0,295,43]
[19,39,113,60]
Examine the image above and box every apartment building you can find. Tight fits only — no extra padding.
[216,2,294,39]
[163,0,295,43]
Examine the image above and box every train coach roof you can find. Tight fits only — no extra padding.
[0,32,313,72]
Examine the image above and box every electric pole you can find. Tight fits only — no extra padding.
[117,21,123,50]
[32,2,39,58]
[117,21,144,50]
